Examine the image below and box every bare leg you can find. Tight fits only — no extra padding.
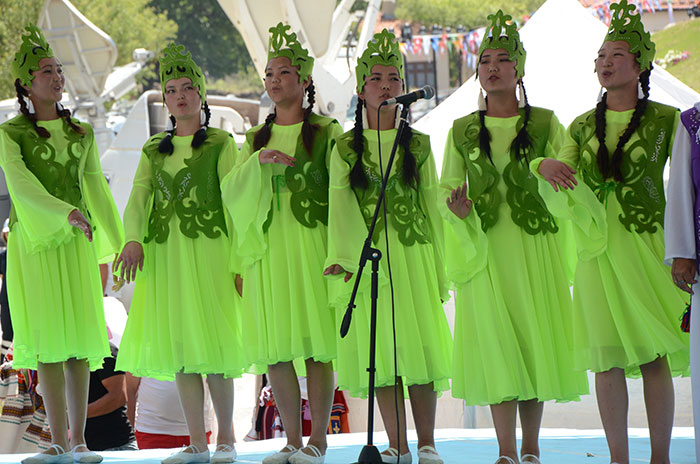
[64,358,91,450]
[207,374,235,446]
[640,357,674,464]
[407,383,437,449]
[267,361,303,450]
[595,368,629,464]
[36,362,69,454]
[376,380,409,456]
[299,359,334,455]
[175,372,208,452]
[518,399,543,459]
[490,400,519,463]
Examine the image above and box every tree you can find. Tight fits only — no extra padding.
[396,0,546,30]
[0,0,176,101]
[149,0,254,80]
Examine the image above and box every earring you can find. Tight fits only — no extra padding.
[637,81,644,99]
[517,81,526,109]
[23,96,35,114]
[361,104,369,130]
[597,86,605,103]
[56,102,65,113]
[166,117,174,131]
[200,107,206,126]
[477,88,487,111]
[301,92,310,110]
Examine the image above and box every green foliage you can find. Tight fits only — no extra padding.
[0,0,43,100]
[396,0,545,29]
[149,0,254,80]
[652,18,700,93]
[0,0,176,100]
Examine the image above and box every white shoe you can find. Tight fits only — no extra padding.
[417,446,443,464]
[211,444,236,463]
[21,445,73,464]
[495,457,517,464]
[381,447,412,464]
[162,445,210,464]
[262,444,300,464]
[71,445,102,463]
[288,444,325,464]
[521,454,541,464]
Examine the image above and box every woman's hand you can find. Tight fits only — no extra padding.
[259,149,295,167]
[68,209,93,241]
[115,241,144,283]
[235,274,243,297]
[446,183,473,220]
[324,264,353,283]
[672,258,697,295]
[538,159,578,192]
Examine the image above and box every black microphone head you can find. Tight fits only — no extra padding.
[422,85,436,100]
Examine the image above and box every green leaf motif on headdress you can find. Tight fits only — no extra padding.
[267,22,314,83]
[12,24,55,88]
[355,29,404,93]
[604,0,655,70]
[478,10,526,78]
[159,43,207,103]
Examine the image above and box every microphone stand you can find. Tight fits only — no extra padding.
[340,103,411,464]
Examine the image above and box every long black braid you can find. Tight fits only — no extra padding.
[158,101,212,155]
[349,98,419,190]
[15,79,84,138]
[595,66,652,182]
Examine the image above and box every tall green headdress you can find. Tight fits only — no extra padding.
[12,24,55,88]
[603,0,655,71]
[159,43,206,103]
[355,29,404,93]
[267,22,314,83]
[477,10,526,78]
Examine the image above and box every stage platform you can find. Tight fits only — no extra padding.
[0,428,695,464]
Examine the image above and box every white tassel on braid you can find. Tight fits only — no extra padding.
[637,81,644,100]
[166,116,174,131]
[517,80,526,109]
[23,95,35,114]
[477,88,487,111]
[200,108,207,126]
[597,86,605,103]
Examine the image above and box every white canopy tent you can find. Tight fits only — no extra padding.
[413,0,700,170]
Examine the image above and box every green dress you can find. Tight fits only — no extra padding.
[440,108,589,406]
[326,128,452,398]
[115,129,247,380]
[531,102,690,377]
[0,116,124,370]
[222,115,342,372]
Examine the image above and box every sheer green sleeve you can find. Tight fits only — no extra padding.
[82,133,125,262]
[216,136,241,273]
[122,150,153,245]
[438,128,488,285]
[0,128,75,253]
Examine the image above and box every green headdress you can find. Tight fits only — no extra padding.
[267,22,314,83]
[355,29,404,93]
[159,43,206,103]
[477,10,526,78]
[12,24,55,88]
[603,0,655,71]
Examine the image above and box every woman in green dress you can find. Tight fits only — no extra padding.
[324,29,451,464]
[1,24,124,464]
[536,2,689,462]
[115,44,245,464]
[440,11,588,464]
[222,23,341,464]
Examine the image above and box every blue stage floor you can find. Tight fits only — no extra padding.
[0,428,695,463]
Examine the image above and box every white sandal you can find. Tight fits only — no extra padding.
[381,447,412,464]
[21,445,73,464]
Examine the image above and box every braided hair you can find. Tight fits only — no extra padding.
[349,98,419,190]
[594,66,652,182]
[15,79,85,138]
[253,78,319,156]
[158,101,211,155]
[478,79,533,165]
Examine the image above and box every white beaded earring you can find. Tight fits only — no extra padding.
[477,88,487,111]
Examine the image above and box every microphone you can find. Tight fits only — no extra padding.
[380,85,435,106]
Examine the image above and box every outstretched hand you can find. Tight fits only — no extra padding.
[259,149,295,167]
[68,209,93,241]
[446,183,473,220]
[115,241,144,284]
[538,159,578,192]
[324,264,353,283]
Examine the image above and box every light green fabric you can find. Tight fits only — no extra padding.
[222,117,341,374]
[325,128,452,398]
[533,106,689,377]
[0,117,123,370]
[441,113,588,405]
[116,133,247,380]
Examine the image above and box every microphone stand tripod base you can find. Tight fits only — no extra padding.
[355,444,383,464]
